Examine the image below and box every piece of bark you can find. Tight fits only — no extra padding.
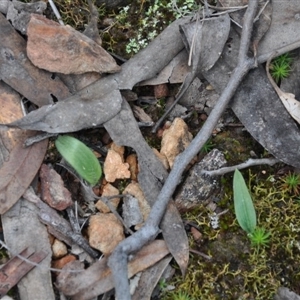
[2,198,55,300]
[56,240,169,299]
[27,14,120,74]
[0,247,47,297]
[0,13,70,107]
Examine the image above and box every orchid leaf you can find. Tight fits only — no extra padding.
[55,135,101,186]
[233,169,256,234]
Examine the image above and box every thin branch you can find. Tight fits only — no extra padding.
[202,158,279,176]
[48,0,64,25]
[109,1,259,299]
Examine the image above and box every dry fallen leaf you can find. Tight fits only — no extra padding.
[0,82,48,214]
[56,240,170,298]
[0,13,70,107]
[27,14,121,74]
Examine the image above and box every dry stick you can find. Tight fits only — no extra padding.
[202,158,279,177]
[109,1,258,299]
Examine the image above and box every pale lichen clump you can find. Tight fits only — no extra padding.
[161,170,300,299]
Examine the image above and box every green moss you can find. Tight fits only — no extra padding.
[163,171,300,299]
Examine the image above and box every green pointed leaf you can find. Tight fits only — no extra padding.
[55,135,102,186]
[233,169,256,234]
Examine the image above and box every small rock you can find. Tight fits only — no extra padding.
[40,164,73,211]
[110,143,125,157]
[175,149,227,212]
[126,153,138,181]
[52,239,68,259]
[104,149,130,182]
[27,14,120,74]
[274,287,300,300]
[160,118,193,168]
[95,183,120,213]
[123,182,150,221]
[122,194,143,228]
[88,213,124,255]
[52,254,76,270]
[152,148,169,170]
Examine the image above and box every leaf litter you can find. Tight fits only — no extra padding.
[1,0,300,299]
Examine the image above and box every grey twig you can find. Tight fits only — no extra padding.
[202,158,279,177]
[109,1,259,299]
[48,0,64,25]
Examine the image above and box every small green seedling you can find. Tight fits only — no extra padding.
[280,172,300,195]
[55,135,102,186]
[270,53,292,83]
[233,169,270,247]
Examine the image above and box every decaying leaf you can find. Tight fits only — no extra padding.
[56,240,170,298]
[132,255,173,300]
[0,247,48,297]
[0,13,70,107]
[5,89,123,133]
[26,14,120,74]
[0,82,48,214]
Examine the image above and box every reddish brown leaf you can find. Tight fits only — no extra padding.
[40,164,73,211]
[27,14,121,75]
[0,82,48,214]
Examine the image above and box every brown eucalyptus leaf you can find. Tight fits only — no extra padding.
[0,82,48,214]
[40,164,73,211]
[131,255,172,300]
[0,13,70,107]
[56,240,169,298]
[27,14,120,74]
